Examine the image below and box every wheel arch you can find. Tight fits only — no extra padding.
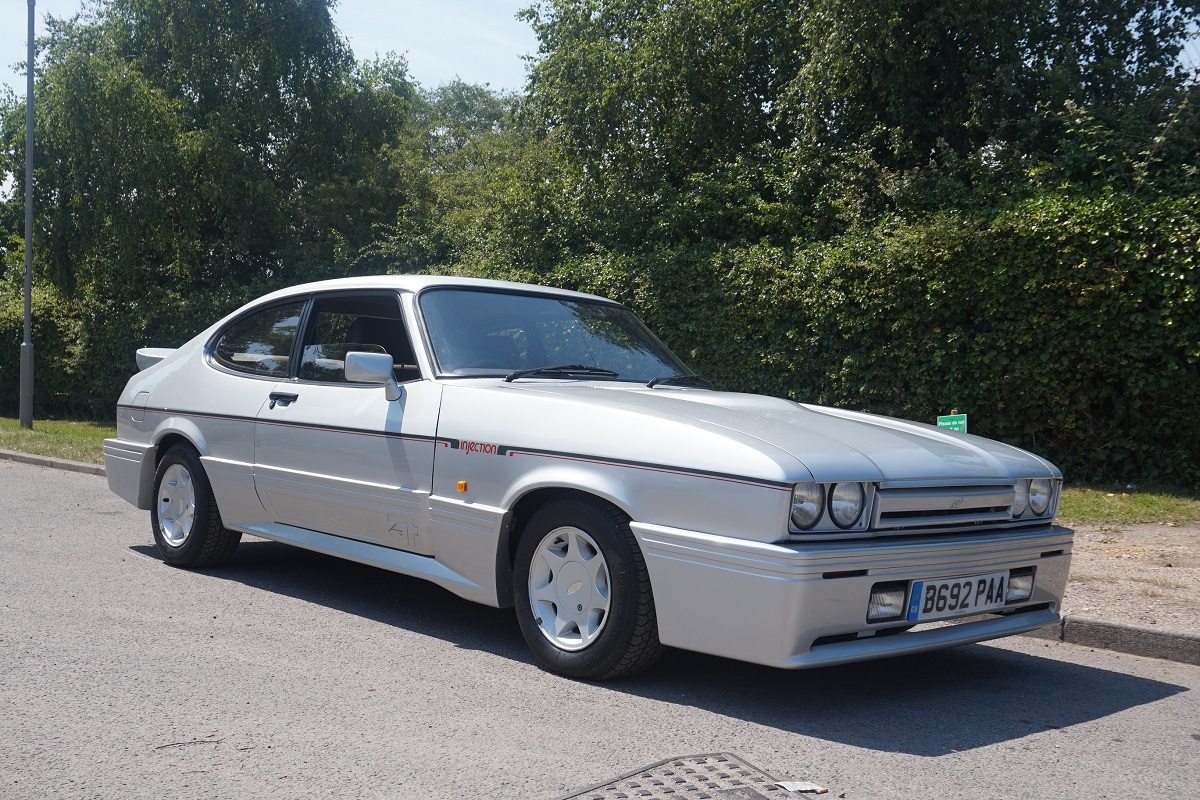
[494,481,638,609]
[136,423,208,509]
[154,432,194,464]
[152,418,210,461]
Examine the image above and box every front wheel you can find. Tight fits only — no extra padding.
[513,497,663,679]
[150,445,241,567]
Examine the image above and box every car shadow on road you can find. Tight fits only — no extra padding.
[130,539,1189,758]
[129,539,532,664]
[622,644,1189,756]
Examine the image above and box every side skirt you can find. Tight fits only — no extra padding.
[233,521,497,607]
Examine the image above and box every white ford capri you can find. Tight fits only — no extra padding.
[104,275,1072,678]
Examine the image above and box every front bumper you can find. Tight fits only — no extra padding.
[632,522,1073,669]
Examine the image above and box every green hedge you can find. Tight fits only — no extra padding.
[541,189,1200,486]
[0,283,83,417]
[0,281,259,419]
[5,187,1197,486]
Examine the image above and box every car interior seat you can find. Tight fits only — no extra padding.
[345,316,422,381]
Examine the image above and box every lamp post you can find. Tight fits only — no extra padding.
[19,0,34,429]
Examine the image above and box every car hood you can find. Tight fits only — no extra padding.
[484,382,1057,483]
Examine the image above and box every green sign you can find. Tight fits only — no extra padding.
[937,413,968,433]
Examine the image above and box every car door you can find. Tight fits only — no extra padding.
[251,291,440,554]
[200,297,309,529]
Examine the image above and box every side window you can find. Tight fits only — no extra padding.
[297,294,421,383]
[212,301,305,377]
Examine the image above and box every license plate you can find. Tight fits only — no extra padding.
[906,571,1009,622]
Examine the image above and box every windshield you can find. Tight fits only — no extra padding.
[418,288,690,380]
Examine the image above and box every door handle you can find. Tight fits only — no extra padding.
[268,392,299,409]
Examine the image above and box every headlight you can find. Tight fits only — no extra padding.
[790,482,824,529]
[1029,478,1053,515]
[829,482,865,528]
[1012,479,1029,517]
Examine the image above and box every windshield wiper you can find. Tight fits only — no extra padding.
[504,364,620,382]
[646,374,714,389]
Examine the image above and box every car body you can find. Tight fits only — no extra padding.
[104,275,1073,678]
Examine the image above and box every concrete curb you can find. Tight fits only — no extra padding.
[1025,614,1200,667]
[2,448,1196,667]
[0,448,106,477]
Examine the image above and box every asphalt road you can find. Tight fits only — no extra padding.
[2,460,1197,800]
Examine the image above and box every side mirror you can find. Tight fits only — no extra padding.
[344,351,402,401]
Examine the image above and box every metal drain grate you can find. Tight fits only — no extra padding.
[561,753,792,800]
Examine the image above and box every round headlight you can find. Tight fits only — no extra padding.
[1029,478,1053,515]
[1012,479,1029,517]
[829,482,865,528]
[790,482,824,529]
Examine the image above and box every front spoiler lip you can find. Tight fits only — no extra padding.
[782,607,1061,669]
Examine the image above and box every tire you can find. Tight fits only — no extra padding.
[513,496,664,679]
[150,444,241,567]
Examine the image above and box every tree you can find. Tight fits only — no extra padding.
[0,0,419,413]
[0,0,418,297]
[516,0,1200,241]
[782,0,1200,218]
[521,0,806,247]
[367,80,568,274]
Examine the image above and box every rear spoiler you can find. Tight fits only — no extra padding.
[135,348,176,371]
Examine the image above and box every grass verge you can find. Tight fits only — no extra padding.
[0,417,114,465]
[1059,485,1200,527]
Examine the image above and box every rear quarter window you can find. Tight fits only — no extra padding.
[211,301,305,377]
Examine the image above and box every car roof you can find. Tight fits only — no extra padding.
[250,275,616,307]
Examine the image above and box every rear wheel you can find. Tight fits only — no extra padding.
[513,496,663,679]
[151,445,241,567]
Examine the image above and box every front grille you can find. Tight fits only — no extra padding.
[882,506,1009,520]
[874,484,1015,531]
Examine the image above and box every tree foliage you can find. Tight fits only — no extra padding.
[520,0,805,245]
[1,0,419,407]
[3,0,415,297]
